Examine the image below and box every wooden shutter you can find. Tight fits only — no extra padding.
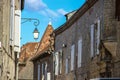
[55,52,59,75]
[10,0,15,46]
[42,63,45,80]
[65,58,68,74]
[0,41,1,48]
[37,64,40,80]
[71,44,75,70]
[47,72,51,80]
[97,20,100,55]
[90,24,94,57]
[59,50,62,74]
[14,10,21,52]
[78,39,82,68]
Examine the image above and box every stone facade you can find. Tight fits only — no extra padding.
[18,22,54,80]
[18,42,39,80]
[54,0,119,80]
[0,0,24,80]
[31,23,54,80]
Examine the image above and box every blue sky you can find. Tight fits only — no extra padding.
[21,0,85,46]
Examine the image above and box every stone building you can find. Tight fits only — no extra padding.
[54,0,120,80]
[18,42,39,80]
[0,0,24,80]
[31,22,54,80]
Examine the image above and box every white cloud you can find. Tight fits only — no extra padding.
[45,9,58,17]
[25,0,59,18]
[57,9,68,15]
[39,10,48,16]
[25,0,47,11]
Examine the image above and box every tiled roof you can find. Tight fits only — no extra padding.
[30,24,54,60]
[30,45,50,61]
[20,23,54,62]
[19,42,39,62]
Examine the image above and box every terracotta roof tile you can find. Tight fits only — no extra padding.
[19,24,54,62]
[30,24,54,60]
[19,42,39,62]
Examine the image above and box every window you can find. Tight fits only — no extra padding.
[90,20,100,57]
[55,50,62,75]
[41,62,47,80]
[45,62,47,80]
[71,44,75,70]
[116,0,120,20]
[55,52,59,75]
[78,39,82,68]
[59,50,63,74]
[0,65,1,77]
[14,10,21,52]
[47,72,51,80]
[42,63,45,79]
[37,64,40,80]
[90,24,94,57]
[10,0,15,46]
[65,58,68,74]
[0,41,1,48]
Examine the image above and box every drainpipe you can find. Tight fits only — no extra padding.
[15,52,19,80]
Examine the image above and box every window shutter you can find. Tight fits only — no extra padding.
[47,72,51,80]
[97,20,100,55]
[55,52,59,75]
[71,44,75,71]
[37,64,40,80]
[9,0,15,46]
[42,63,44,75]
[65,58,68,74]
[14,10,21,52]
[59,50,62,74]
[45,62,47,80]
[90,24,94,57]
[0,65,1,77]
[42,63,45,80]
[78,39,82,68]
[0,41,1,48]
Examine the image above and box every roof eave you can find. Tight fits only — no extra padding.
[54,0,98,36]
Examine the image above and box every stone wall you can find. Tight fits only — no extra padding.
[103,0,117,41]
[0,0,21,80]
[55,0,119,80]
[113,22,120,77]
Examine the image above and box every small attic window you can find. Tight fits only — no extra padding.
[116,0,120,21]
